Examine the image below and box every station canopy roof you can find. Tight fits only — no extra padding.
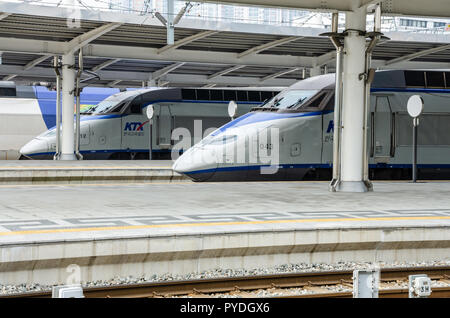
[0,2,448,88]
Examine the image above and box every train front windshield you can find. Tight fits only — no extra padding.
[261,89,318,109]
[83,91,139,115]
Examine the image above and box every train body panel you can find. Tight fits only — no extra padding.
[0,83,118,159]
[173,70,450,181]
[20,87,281,159]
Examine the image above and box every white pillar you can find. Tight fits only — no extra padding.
[60,52,77,160]
[166,0,175,45]
[337,10,368,192]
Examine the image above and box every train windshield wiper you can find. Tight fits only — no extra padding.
[272,97,283,107]
[287,97,308,109]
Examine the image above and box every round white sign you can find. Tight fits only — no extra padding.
[228,100,237,118]
[146,105,154,119]
[407,95,424,118]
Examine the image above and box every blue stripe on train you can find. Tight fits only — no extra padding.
[27,148,176,157]
[34,87,119,129]
[185,163,450,175]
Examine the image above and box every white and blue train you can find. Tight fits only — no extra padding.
[0,82,117,159]
[20,87,280,159]
[173,70,450,181]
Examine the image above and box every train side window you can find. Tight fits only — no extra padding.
[237,90,247,101]
[129,95,142,114]
[248,91,261,102]
[261,91,274,102]
[426,71,445,88]
[197,89,210,100]
[181,89,196,100]
[210,89,224,101]
[0,87,16,97]
[224,90,237,101]
[445,72,450,88]
[405,71,425,87]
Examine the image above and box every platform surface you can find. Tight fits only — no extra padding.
[0,160,173,169]
[0,160,184,184]
[0,180,449,245]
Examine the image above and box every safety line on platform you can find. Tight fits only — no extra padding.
[0,216,449,237]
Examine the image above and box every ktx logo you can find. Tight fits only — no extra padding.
[124,121,148,131]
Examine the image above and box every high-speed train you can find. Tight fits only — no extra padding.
[0,82,118,159]
[20,87,280,159]
[173,70,450,181]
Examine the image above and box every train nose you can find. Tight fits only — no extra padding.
[172,147,218,182]
[20,138,49,157]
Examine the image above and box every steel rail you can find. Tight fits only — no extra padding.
[2,266,449,298]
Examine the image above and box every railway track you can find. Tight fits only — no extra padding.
[2,266,450,298]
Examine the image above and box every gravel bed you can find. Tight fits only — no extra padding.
[1,260,449,296]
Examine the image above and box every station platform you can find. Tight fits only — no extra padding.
[0,180,449,285]
[0,160,187,184]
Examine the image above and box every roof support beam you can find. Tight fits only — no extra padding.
[315,51,336,67]
[208,65,246,80]
[237,36,300,58]
[260,67,300,82]
[385,43,450,66]
[108,79,121,87]
[0,64,296,86]
[91,58,121,72]
[2,74,16,81]
[158,30,218,54]
[2,54,52,81]
[23,54,52,70]
[0,12,10,20]
[150,62,185,81]
[66,22,122,54]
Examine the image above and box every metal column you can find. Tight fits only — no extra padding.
[327,13,344,192]
[74,50,83,160]
[60,52,77,160]
[412,117,419,182]
[53,56,62,160]
[336,10,368,192]
[166,0,175,45]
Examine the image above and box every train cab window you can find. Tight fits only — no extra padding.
[197,89,210,100]
[302,92,327,110]
[111,101,127,113]
[0,87,16,97]
[248,91,261,102]
[224,90,237,101]
[237,90,248,101]
[323,93,335,111]
[129,95,142,114]
[262,90,317,109]
[426,72,445,88]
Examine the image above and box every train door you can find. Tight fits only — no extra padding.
[156,104,174,149]
[370,95,394,162]
[121,95,149,157]
[80,123,90,147]
[248,124,284,180]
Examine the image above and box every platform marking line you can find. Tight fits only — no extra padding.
[0,216,449,237]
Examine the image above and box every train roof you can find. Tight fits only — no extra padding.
[289,70,450,90]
